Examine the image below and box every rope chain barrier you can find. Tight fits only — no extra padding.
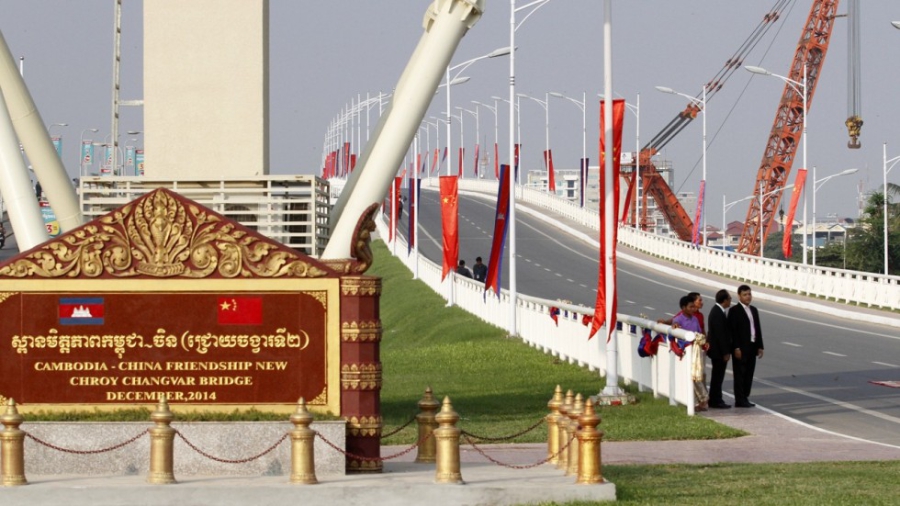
[25,430,148,455]
[174,430,289,464]
[316,431,433,462]
[459,417,545,442]
[461,432,576,470]
[380,414,418,439]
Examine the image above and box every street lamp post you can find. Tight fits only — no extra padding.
[656,85,706,245]
[457,106,480,177]
[506,0,553,337]
[472,100,499,179]
[450,110,465,176]
[882,143,900,275]
[517,93,550,190]
[598,94,640,223]
[550,91,586,205]
[445,47,512,176]
[745,64,808,263]
[492,95,521,159]
[723,184,795,256]
[811,167,858,266]
[80,128,99,178]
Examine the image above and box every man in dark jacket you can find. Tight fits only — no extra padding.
[706,289,733,409]
[727,284,764,408]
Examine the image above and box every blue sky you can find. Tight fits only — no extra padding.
[3,0,899,221]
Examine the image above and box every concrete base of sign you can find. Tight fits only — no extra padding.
[22,421,346,476]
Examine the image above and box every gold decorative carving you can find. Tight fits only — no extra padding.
[351,204,378,272]
[341,364,382,391]
[308,291,327,309]
[0,394,6,405]
[346,415,382,437]
[340,277,381,297]
[341,321,382,342]
[0,293,15,306]
[310,386,327,405]
[0,189,330,279]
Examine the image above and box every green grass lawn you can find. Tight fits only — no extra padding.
[370,240,743,444]
[533,461,900,505]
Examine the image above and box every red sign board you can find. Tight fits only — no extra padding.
[0,291,334,408]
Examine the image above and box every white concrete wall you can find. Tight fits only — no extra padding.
[144,0,269,178]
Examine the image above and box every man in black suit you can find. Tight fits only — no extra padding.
[706,289,733,409]
[727,284,764,407]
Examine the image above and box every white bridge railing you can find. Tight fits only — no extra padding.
[425,178,900,311]
[373,214,700,415]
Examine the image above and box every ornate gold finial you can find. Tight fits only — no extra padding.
[415,387,441,463]
[546,385,564,464]
[290,397,318,485]
[0,398,26,486]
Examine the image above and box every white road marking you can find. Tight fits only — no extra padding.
[782,342,802,347]
[823,351,847,357]
[566,278,574,282]
[872,361,899,368]
[644,306,655,311]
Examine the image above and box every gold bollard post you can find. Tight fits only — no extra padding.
[565,393,584,476]
[545,385,563,464]
[415,386,440,463]
[576,399,605,484]
[433,396,463,484]
[290,397,318,484]
[147,396,176,484]
[0,399,26,486]
[555,389,574,470]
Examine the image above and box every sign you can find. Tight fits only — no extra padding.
[0,290,336,408]
[40,201,60,237]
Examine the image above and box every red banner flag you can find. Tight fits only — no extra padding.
[458,147,464,177]
[473,143,480,177]
[217,296,263,325]
[692,180,705,246]
[783,168,807,259]
[432,148,440,175]
[408,177,418,254]
[590,99,625,341]
[390,177,401,241]
[484,164,511,296]
[494,143,500,179]
[350,154,357,173]
[514,144,520,181]
[342,142,351,177]
[440,176,459,280]
[544,149,556,192]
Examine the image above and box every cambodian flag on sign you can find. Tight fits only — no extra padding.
[59,298,105,325]
[217,297,263,325]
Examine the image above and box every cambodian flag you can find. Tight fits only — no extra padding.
[59,297,105,325]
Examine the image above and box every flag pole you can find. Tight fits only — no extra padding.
[600,0,623,398]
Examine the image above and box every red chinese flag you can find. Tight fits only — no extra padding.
[217,297,263,325]
[484,164,510,296]
[350,153,357,173]
[783,168,807,259]
[440,176,459,280]
[458,147,465,177]
[590,98,625,341]
[545,149,556,192]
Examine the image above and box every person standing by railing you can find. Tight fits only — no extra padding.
[671,294,709,412]
[729,285,765,408]
[707,289,733,409]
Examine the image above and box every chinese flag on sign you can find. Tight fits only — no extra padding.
[218,296,263,325]
[440,176,459,280]
[590,98,625,341]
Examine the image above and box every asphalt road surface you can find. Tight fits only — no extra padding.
[404,186,900,448]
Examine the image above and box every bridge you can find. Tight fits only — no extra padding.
[329,176,900,448]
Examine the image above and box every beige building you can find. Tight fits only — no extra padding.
[143,0,269,178]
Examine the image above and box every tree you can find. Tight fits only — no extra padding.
[844,184,900,275]
[762,230,802,262]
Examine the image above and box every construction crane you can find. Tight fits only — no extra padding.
[621,2,795,240]
[736,0,839,256]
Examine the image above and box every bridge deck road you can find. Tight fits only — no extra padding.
[403,185,900,448]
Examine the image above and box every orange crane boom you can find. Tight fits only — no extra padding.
[737,0,839,256]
